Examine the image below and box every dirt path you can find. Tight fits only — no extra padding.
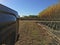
[15,20,59,45]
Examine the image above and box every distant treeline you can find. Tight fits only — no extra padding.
[20,17,60,21]
[20,4,60,21]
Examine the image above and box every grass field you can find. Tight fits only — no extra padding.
[15,20,59,45]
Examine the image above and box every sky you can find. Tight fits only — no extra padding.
[0,0,58,17]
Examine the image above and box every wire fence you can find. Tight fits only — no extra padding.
[37,21,60,30]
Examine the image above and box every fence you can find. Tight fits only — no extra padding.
[36,21,60,30]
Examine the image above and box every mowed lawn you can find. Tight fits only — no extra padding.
[15,20,58,45]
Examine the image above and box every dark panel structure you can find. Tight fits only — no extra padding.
[0,4,19,45]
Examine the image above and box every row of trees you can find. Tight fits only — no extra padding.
[20,15,39,20]
[38,3,60,21]
[20,3,60,21]
[23,15,38,18]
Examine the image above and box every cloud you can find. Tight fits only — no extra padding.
[0,0,8,4]
[0,0,4,1]
[0,0,8,2]
[0,0,5,2]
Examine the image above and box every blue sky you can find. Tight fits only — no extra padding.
[0,0,58,17]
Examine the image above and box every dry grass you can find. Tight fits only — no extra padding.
[15,20,59,45]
